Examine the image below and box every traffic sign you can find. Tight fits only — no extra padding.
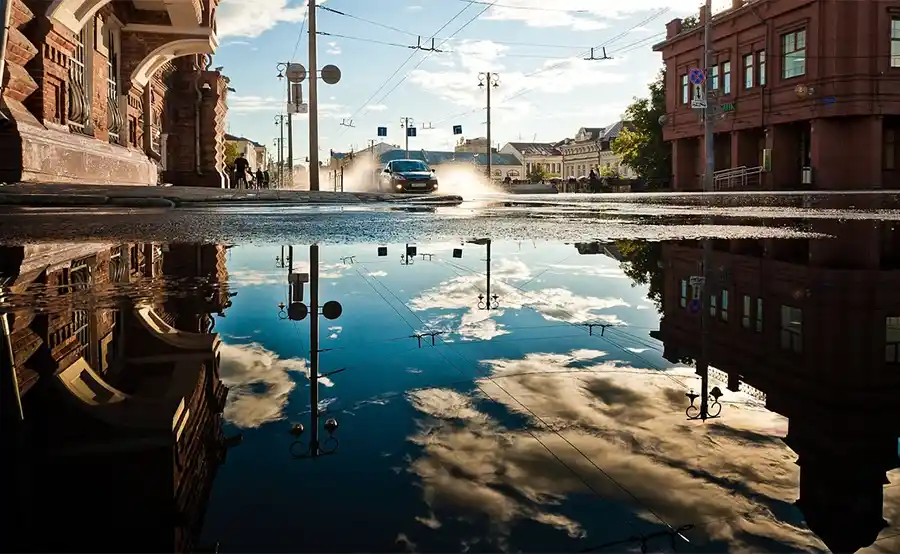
[691,99,707,109]
[377,126,387,137]
[285,63,307,83]
[406,127,417,137]
[688,298,701,314]
[688,68,705,85]
[689,276,705,286]
[453,124,462,135]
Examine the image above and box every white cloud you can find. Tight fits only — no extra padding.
[217,0,326,39]
[227,94,346,118]
[228,268,282,286]
[365,104,388,112]
[476,1,703,31]
[218,342,334,429]
[326,41,342,55]
[407,4,423,10]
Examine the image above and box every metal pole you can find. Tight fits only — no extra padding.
[308,0,321,192]
[486,77,492,182]
[485,240,491,310]
[703,0,714,193]
[279,120,285,187]
[404,118,410,158]
[287,81,293,189]
[309,244,320,455]
[340,166,344,192]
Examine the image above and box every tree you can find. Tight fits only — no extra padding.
[612,70,671,183]
[615,239,663,312]
[223,141,239,167]
[599,165,619,178]
[527,166,546,182]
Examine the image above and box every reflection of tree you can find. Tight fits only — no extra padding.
[616,240,663,312]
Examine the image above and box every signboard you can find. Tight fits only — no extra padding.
[721,102,736,112]
[691,98,707,109]
[453,125,462,135]
[377,126,387,137]
[688,68,705,85]
[689,276,705,286]
[406,127,417,137]
[287,103,309,114]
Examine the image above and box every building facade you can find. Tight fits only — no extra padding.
[560,124,635,179]
[0,0,228,187]
[500,142,563,179]
[454,137,496,153]
[225,133,266,171]
[654,0,900,191]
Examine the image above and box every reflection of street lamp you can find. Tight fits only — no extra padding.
[459,238,499,310]
[477,293,499,310]
[685,386,723,420]
[289,416,340,458]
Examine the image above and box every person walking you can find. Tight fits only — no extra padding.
[234,153,250,189]
[263,169,271,189]
[256,168,265,190]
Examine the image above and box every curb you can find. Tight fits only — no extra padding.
[0,193,110,206]
[108,197,176,208]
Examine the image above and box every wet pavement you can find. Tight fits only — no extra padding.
[2,203,899,553]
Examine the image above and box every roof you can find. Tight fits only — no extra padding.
[378,149,522,166]
[599,120,626,141]
[504,142,562,157]
[225,133,264,148]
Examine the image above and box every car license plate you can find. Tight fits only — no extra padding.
[410,182,426,188]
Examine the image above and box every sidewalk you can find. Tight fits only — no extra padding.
[0,183,463,208]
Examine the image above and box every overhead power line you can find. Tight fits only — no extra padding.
[451,0,590,12]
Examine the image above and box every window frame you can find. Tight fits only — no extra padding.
[743,54,754,89]
[681,73,689,104]
[781,29,807,79]
[780,305,803,353]
[722,60,732,95]
[758,50,767,86]
[710,65,720,91]
[891,17,900,68]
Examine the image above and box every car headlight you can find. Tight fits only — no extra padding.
[395,184,403,190]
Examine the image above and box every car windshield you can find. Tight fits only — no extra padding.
[391,160,430,172]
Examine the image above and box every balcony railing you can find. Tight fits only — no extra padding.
[713,165,764,191]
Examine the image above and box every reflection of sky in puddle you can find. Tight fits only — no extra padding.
[202,241,899,553]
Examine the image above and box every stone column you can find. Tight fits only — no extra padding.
[671,138,698,190]
[764,124,800,190]
[810,116,882,190]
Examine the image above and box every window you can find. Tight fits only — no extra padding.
[106,27,121,144]
[681,73,689,104]
[886,129,896,170]
[711,65,719,90]
[782,30,806,79]
[742,294,751,328]
[756,297,763,332]
[892,18,900,67]
[68,25,90,133]
[722,61,732,95]
[887,316,900,363]
[780,305,803,353]
[680,280,688,307]
[720,289,729,321]
[758,50,767,86]
[709,294,717,317]
[743,54,754,88]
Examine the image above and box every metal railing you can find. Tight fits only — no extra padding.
[713,165,764,191]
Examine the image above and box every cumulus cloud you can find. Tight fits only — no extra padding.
[401,350,836,551]
[227,94,345,117]
[476,2,711,31]
[217,0,323,39]
[218,342,334,428]
[326,41,342,55]
[227,268,282,286]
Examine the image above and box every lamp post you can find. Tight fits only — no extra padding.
[276,244,344,457]
[455,239,499,310]
[274,115,287,186]
[478,72,499,183]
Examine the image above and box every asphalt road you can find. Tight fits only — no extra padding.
[3,193,893,244]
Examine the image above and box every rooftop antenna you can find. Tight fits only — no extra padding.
[339,118,355,128]
[414,37,444,53]
[422,122,434,130]
[584,47,613,61]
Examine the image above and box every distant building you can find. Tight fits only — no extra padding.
[378,148,524,182]
[455,137,496,153]
[226,134,266,171]
[501,142,564,179]
[560,124,635,179]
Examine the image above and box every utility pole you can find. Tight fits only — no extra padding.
[309,243,320,454]
[698,0,714,420]
[308,0,321,192]
[703,0,714,194]
[478,72,499,183]
[401,117,414,158]
[274,115,286,186]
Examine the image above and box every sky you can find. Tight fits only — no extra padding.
[213,0,718,164]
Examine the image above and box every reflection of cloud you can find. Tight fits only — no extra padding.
[368,270,388,277]
[228,269,282,286]
[218,342,333,429]
[404,351,832,551]
[328,325,342,339]
[549,264,629,279]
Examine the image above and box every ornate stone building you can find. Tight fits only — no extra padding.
[0,0,228,186]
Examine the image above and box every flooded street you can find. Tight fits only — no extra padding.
[2,204,899,553]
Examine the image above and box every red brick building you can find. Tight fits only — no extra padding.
[0,0,228,186]
[657,222,900,551]
[654,0,900,191]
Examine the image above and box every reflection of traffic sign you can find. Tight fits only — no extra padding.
[689,276,705,286]
[407,127,417,137]
[691,98,707,109]
[688,68,705,85]
[688,298,701,314]
[453,125,462,135]
[377,126,387,137]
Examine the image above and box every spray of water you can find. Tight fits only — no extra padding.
[332,158,503,198]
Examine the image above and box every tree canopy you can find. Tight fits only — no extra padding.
[612,70,671,183]
[223,142,239,167]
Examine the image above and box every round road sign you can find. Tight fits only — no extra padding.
[321,64,342,85]
[688,298,701,314]
[688,68,705,85]
[285,63,307,82]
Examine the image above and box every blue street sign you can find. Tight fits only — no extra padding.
[688,68,705,85]
[453,125,463,135]
[688,298,701,314]
[377,126,387,137]
[407,127,417,137]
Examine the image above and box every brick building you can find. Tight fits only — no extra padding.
[654,0,900,191]
[656,221,900,551]
[1,242,235,550]
[0,0,228,187]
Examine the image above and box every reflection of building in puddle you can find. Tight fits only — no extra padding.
[1,243,238,552]
[657,222,900,553]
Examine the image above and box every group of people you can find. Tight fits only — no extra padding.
[229,153,271,189]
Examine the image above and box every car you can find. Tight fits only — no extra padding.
[379,159,439,193]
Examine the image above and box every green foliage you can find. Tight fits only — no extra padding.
[612,69,671,182]
[527,166,546,182]
[681,15,699,31]
[615,239,663,312]
[599,165,619,178]
[224,141,240,167]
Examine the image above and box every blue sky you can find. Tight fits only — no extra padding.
[213,0,706,164]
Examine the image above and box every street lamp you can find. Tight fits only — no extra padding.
[685,386,723,420]
[458,239,499,310]
[478,72,500,182]
[289,416,340,458]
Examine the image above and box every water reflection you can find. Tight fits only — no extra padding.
[1,227,898,553]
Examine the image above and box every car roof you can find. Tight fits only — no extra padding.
[390,159,428,163]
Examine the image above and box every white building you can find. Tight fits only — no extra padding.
[560,122,636,179]
[500,142,564,179]
[225,134,266,171]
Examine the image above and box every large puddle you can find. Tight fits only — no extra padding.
[2,223,899,552]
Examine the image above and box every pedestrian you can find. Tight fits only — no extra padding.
[256,168,265,190]
[234,153,250,189]
[263,170,271,189]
